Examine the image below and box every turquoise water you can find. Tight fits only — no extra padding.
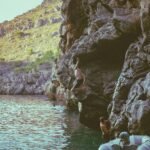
[0,96,102,150]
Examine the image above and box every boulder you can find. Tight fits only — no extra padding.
[34,18,49,28]
[50,17,62,24]
[0,27,5,37]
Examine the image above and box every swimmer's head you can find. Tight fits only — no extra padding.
[99,116,106,122]
[119,132,130,145]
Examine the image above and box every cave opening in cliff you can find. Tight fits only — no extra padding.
[80,34,135,71]
[77,34,136,129]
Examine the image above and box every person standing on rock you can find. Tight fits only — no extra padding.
[49,79,60,101]
[71,57,85,91]
[99,117,111,142]
[47,59,60,100]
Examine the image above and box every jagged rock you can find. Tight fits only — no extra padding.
[0,62,51,95]
[34,18,49,28]
[55,6,61,11]
[42,0,53,6]
[0,27,5,37]
[19,32,31,38]
[51,31,59,37]
[50,17,62,24]
[57,0,150,133]
[22,20,34,30]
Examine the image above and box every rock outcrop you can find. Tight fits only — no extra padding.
[0,26,5,37]
[34,18,49,28]
[57,0,150,134]
[0,0,61,37]
[0,62,51,95]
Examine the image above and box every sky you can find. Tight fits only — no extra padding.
[0,0,43,23]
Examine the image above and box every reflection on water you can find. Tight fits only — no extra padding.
[64,111,102,150]
[0,96,102,150]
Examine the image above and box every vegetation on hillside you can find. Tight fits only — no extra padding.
[0,0,62,67]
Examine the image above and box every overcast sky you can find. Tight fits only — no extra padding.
[0,0,43,23]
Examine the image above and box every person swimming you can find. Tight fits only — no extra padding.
[119,132,137,150]
[99,117,111,142]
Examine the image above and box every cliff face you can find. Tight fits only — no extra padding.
[0,0,61,95]
[0,61,51,95]
[58,0,150,134]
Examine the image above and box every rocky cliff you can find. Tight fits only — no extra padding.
[57,0,150,135]
[0,0,62,95]
[0,61,51,95]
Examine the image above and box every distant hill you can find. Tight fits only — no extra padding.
[0,0,62,64]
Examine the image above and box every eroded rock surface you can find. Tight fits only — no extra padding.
[0,62,51,95]
[57,0,150,133]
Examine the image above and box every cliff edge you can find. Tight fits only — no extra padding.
[57,0,150,135]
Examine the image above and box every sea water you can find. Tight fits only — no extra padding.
[0,95,102,150]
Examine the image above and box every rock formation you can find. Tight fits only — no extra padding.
[57,0,150,135]
[0,0,62,95]
[0,62,51,95]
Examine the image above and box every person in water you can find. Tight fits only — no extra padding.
[99,117,111,142]
[71,57,85,91]
[119,132,137,150]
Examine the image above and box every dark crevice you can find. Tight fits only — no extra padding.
[79,33,136,70]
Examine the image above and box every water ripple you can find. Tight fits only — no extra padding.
[0,96,102,150]
[0,96,69,150]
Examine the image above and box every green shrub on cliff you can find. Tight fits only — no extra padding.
[0,0,61,66]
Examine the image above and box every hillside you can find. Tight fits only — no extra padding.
[0,0,62,65]
[0,0,62,95]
